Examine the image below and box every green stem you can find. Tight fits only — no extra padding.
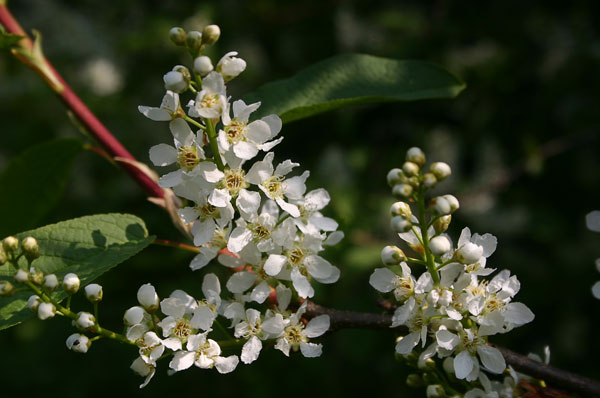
[204,118,225,171]
[404,257,428,267]
[24,281,135,346]
[416,187,440,285]
[184,115,206,131]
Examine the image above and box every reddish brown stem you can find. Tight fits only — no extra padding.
[153,239,200,253]
[0,4,164,199]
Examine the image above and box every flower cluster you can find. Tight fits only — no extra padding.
[133,24,341,386]
[370,147,534,394]
[126,278,330,387]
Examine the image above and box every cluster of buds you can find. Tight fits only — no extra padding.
[0,236,41,297]
[371,148,534,396]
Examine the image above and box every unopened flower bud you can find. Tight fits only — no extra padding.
[430,235,451,256]
[29,267,44,285]
[426,384,446,398]
[63,273,80,294]
[391,216,412,233]
[430,196,451,216]
[22,237,40,262]
[402,161,419,177]
[217,51,246,81]
[76,312,96,329]
[202,25,221,45]
[392,183,413,199]
[456,242,483,264]
[381,245,406,265]
[37,302,56,320]
[390,201,412,219]
[442,357,455,374]
[84,284,103,302]
[433,215,452,234]
[163,71,188,93]
[406,373,423,388]
[124,306,147,326]
[406,147,426,166]
[0,246,7,265]
[186,30,203,52]
[422,173,437,188]
[27,295,41,311]
[0,281,15,297]
[442,194,459,213]
[137,283,159,312]
[193,55,213,76]
[386,168,404,187]
[43,274,59,292]
[3,236,19,253]
[66,333,90,353]
[169,27,187,46]
[418,356,436,370]
[14,269,29,284]
[430,162,451,180]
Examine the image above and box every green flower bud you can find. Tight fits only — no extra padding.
[391,216,412,233]
[433,215,452,234]
[169,27,187,46]
[422,172,437,188]
[426,384,446,398]
[406,147,426,166]
[84,283,103,302]
[2,236,19,253]
[390,201,412,219]
[386,168,404,187]
[22,237,40,262]
[43,274,59,292]
[430,162,451,180]
[27,295,41,311]
[402,161,420,177]
[381,245,406,265]
[418,356,436,370]
[14,269,29,284]
[405,373,423,388]
[186,30,203,52]
[392,183,413,199]
[202,25,221,45]
[0,281,15,297]
[63,273,80,295]
[29,267,44,285]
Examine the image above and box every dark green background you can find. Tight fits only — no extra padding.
[1,0,599,396]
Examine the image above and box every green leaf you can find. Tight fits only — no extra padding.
[0,138,83,237]
[243,54,465,123]
[0,26,24,50]
[0,213,154,330]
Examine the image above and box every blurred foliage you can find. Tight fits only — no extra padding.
[1,0,599,396]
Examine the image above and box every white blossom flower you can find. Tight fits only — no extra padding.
[188,71,227,119]
[130,357,155,388]
[189,274,222,331]
[246,152,309,217]
[169,332,239,374]
[137,283,159,311]
[369,263,415,302]
[157,290,198,342]
[66,333,90,353]
[274,302,330,357]
[138,90,180,121]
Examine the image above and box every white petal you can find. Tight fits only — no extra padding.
[236,189,261,217]
[250,281,272,304]
[194,161,224,183]
[261,114,282,138]
[436,329,460,350]
[169,118,194,146]
[138,105,171,121]
[300,342,323,358]
[276,284,292,311]
[369,268,397,293]
[262,313,285,336]
[454,350,474,379]
[275,197,300,218]
[304,315,330,338]
[217,253,244,268]
[472,233,497,257]
[504,302,535,326]
[586,211,600,232]
[214,355,239,374]
[169,351,195,372]
[593,281,600,299]
[305,188,330,210]
[477,345,506,374]
[208,188,231,208]
[202,273,221,298]
[241,336,262,364]
[291,268,314,298]
[226,272,256,294]
[394,331,420,354]
[305,255,335,280]
[158,169,183,188]
[191,218,216,246]
[190,307,217,331]
[190,247,219,270]
[391,297,415,327]
[323,231,344,246]
[149,144,177,166]
[178,207,199,224]
[284,171,309,199]
[246,120,271,143]
[233,141,259,160]
[264,254,288,276]
[227,227,253,253]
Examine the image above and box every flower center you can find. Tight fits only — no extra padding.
[200,94,220,109]
[177,145,200,171]
[250,222,271,241]
[197,203,219,219]
[221,168,248,197]
[225,119,248,144]
[262,176,284,199]
[173,318,192,339]
[284,324,307,345]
